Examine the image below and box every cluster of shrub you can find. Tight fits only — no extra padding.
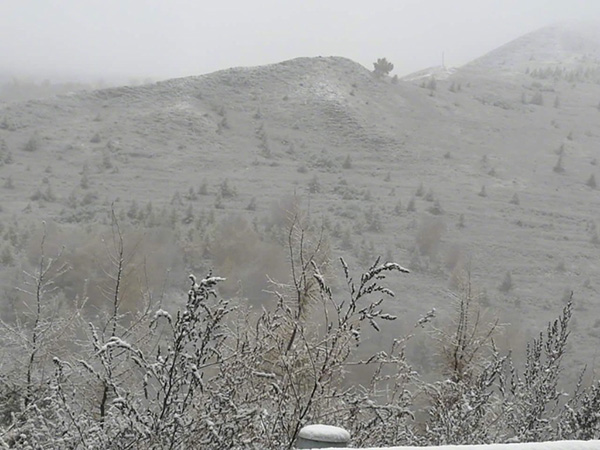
[0,221,599,449]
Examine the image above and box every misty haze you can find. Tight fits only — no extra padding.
[1,2,600,449]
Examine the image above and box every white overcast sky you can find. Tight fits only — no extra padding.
[1,0,600,82]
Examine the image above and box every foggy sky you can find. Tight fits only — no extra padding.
[2,0,600,82]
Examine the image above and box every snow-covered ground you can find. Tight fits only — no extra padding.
[315,442,600,450]
[296,426,600,449]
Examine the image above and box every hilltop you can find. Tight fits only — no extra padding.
[1,23,600,380]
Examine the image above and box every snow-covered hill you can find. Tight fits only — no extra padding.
[464,21,600,73]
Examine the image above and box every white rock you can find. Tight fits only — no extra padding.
[297,424,350,443]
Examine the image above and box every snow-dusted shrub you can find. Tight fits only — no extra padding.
[422,353,507,445]
[422,272,504,445]
[500,299,573,442]
[420,294,600,446]
[560,377,600,440]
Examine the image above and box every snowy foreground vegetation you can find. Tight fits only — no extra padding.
[1,221,600,449]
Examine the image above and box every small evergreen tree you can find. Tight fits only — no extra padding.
[373,57,394,77]
[530,91,544,106]
[587,174,597,189]
[499,271,513,292]
[553,155,565,173]
[342,154,352,169]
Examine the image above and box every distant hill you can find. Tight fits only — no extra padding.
[465,21,600,74]
[2,24,600,381]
